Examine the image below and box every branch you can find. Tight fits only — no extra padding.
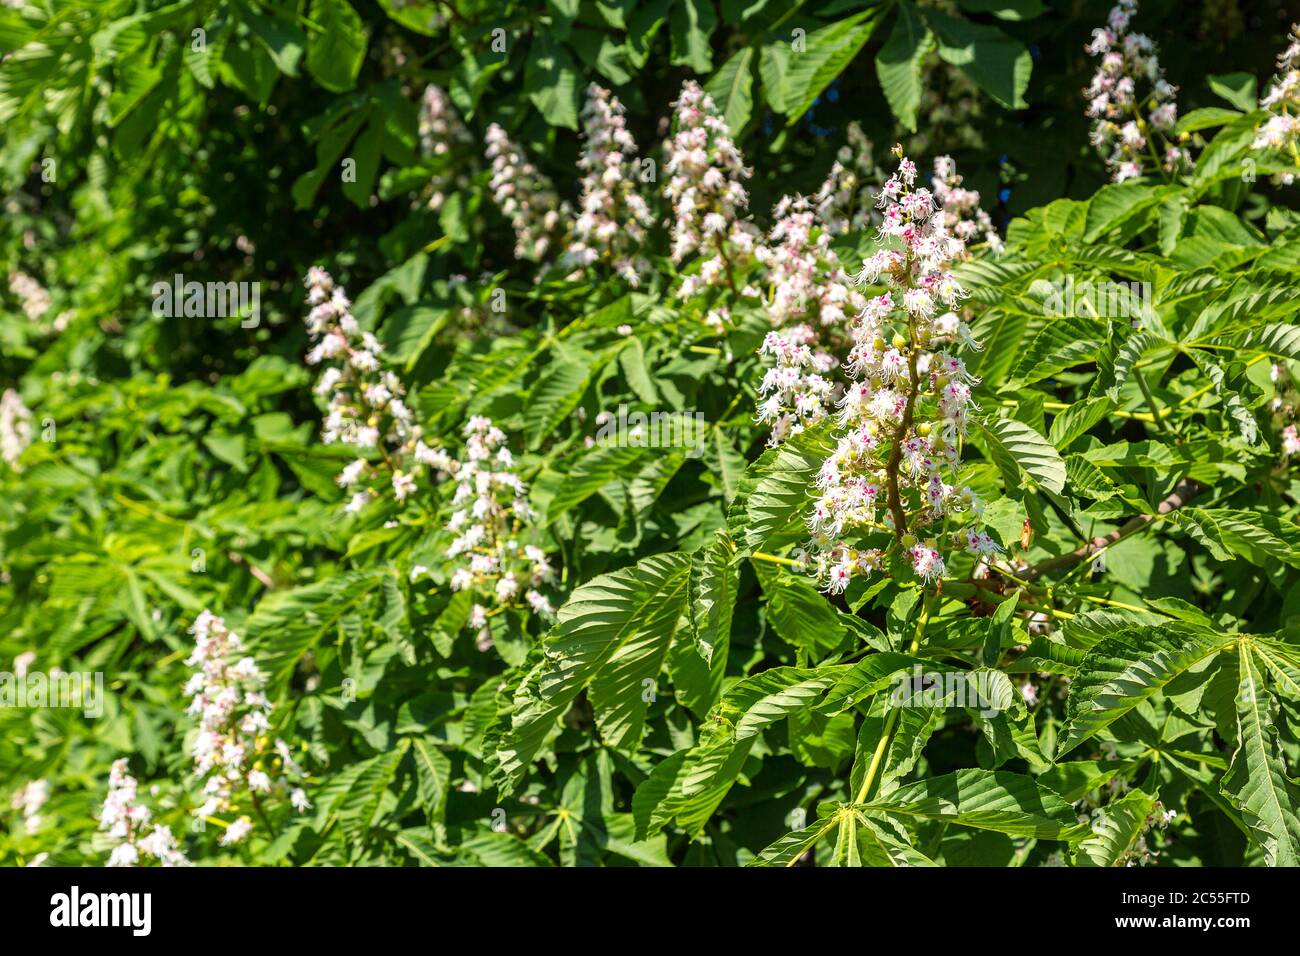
[1014,477,1204,581]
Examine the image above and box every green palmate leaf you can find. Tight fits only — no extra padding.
[1007,316,1104,387]
[306,0,367,93]
[1171,508,1300,569]
[1193,356,1261,446]
[921,8,1031,109]
[700,428,747,503]
[495,552,691,791]
[669,0,717,73]
[328,745,406,841]
[244,8,307,76]
[393,831,458,866]
[1059,608,1164,649]
[410,737,452,840]
[637,666,840,837]
[379,304,449,367]
[975,416,1067,495]
[533,441,651,525]
[1009,635,1087,676]
[551,552,691,746]
[753,805,937,867]
[867,769,1086,839]
[1214,323,1300,362]
[1221,649,1300,866]
[723,666,844,741]
[1057,625,1231,755]
[1063,454,1117,500]
[875,2,931,132]
[246,569,385,688]
[687,531,737,669]
[1105,330,1163,402]
[781,10,884,124]
[751,813,838,866]
[850,695,943,798]
[1207,71,1258,111]
[856,812,939,866]
[1037,760,1125,802]
[1175,106,1243,135]
[525,32,579,129]
[460,831,553,867]
[818,652,934,715]
[524,352,603,449]
[1249,638,1300,699]
[755,559,846,656]
[737,421,832,553]
[704,46,754,133]
[1073,790,1160,867]
[617,339,657,403]
[1083,182,1172,241]
[1190,289,1299,340]
[671,532,738,715]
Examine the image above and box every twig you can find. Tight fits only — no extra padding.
[1015,477,1203,581]
[227,551,275,589]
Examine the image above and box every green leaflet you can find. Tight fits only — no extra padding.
[865,769,1087,840]
[1170,508,1300,569]
[635,665,842,838]
[494,552,692,791]
[974,416,1067,495]
[875,3,931,132]
[1073,790,1160,867]
[1007,316,1104,388]
[735,421,833,554]
[246,569,386,689]
[1057,625,1232,755]
[1221,649,1300,866]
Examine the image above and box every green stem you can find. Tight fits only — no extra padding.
[854,594,932,804]
[1132,366,1173,436]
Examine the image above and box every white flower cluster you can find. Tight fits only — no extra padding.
[0,388,33,470]
[416,417,556,650]
[304,267,448,512]
[419,84,471,157]
[100,759,189,867]
[184,610,308,841]
[759,195,865,328]
[1254,24,1300,185]
[754,195,865,444]
[756,327,839,446]
[664,80,762,301]
[804,150,1000,593]
[932,156,1003,254]
[485,123,569,262]
[8,270,50,321]
[814,122,884,235]
[418,84,475,211]
[565,84,655,285]
[1084,0,1188,182]
[10,778,47,835]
